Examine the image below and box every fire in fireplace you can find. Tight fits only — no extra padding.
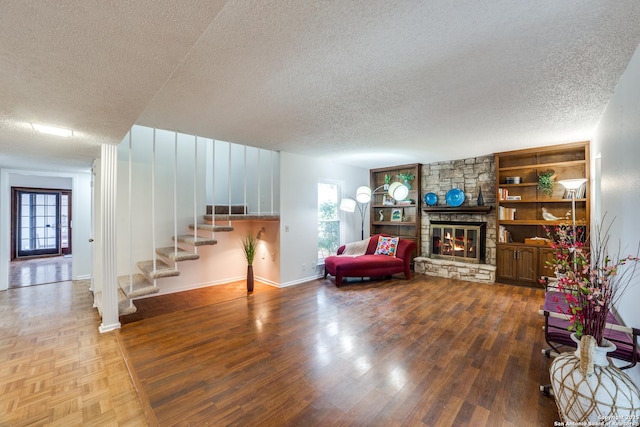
[430,221,486,264]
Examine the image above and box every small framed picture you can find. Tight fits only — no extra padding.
[391,208,402,222]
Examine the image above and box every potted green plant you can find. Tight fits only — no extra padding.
[241,232,257,292]
[397,171,415,189]
[538,170,556,197]
[384,174,391,190]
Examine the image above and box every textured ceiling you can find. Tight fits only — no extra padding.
[2,1,640,171]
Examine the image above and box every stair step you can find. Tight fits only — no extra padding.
[173,234,218,246]
[94,289,138,316]
[156,246,200,262]
[189,223,234,232]
[203,214,279,222]
[94,291,103,316]
[118,288,137,315]
[118,273,160,298]
[207,205,247,215]
[137,260,180,279]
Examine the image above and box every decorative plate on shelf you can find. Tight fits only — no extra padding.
[424,192,438,206]
[445,188,465,207]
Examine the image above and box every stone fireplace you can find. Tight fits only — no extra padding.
[413,155,497,284]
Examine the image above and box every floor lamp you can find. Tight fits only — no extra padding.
[340,183,410,240]
[558,178,587,237]
[339,198,367,240]
[558,178,587,272]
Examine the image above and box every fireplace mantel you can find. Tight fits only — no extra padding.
[422,206,492,214]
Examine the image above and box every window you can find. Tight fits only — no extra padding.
[318,182,340,260]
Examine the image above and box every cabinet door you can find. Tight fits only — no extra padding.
[538,248,556,279]
[497,246,518,281]
[516,246,538,284]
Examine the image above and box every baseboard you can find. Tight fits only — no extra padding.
[99,322,121,333]
[279,273,324,288]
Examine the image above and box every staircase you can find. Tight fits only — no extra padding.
[94,212,234,316]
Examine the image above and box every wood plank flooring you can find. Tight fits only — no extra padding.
[117,276,560,426]
[0,280,147,426]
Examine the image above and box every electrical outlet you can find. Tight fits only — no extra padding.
[301,263,306,271]
[285,225,290,232]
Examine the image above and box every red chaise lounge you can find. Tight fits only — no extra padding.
[324,234,416,287]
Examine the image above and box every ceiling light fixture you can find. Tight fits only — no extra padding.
[31,123,73,137]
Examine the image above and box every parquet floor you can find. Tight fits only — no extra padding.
[9,256,72,288]
[0,280,147,426]
[118,276,560,426]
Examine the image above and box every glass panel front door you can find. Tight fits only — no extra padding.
[17,191,61,257]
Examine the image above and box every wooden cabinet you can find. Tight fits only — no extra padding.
[369,163,421,261]
[497,245,538,285]
[495,142,590,286]
[538,247,557,279]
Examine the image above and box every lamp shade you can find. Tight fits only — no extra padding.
[558,178,587,190]
[355,186,372,203]
[339,198,356,213]
[388,182,409,201]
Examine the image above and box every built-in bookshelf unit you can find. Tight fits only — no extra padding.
[494,141,590,286]
[369,163,421,262]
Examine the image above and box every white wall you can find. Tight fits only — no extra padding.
[279,152,369,286]
[592,41,640,386]
[0,168,93,290]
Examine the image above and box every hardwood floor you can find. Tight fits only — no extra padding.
[117,276,560,426]
[0,280,147,426]
[0,275,560,426]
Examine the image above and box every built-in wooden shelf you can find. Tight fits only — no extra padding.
[422,206,492,214]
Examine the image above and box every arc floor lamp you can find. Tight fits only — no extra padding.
[340,182,410,240]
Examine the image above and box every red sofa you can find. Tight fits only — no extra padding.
[324,234,416,287]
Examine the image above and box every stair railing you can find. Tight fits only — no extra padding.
[193,136,199,254]
[227,141,232,226]
[210,138,216,240]
[151,128,157,288]
[173,132,179,269]
[127,131,134,307]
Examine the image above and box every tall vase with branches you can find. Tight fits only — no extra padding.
[546,219,640,345]
[242,232,257,292]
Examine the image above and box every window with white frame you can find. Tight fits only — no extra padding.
[317,181,340,261]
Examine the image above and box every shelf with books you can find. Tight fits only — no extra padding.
[369,163,421,263]
[494,141,590,286]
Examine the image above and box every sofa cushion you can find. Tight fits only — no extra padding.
[374,235,399,257]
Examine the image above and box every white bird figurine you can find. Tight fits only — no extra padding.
[542,207,562,221]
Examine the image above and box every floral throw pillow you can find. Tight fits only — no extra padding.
[374,236,399,257]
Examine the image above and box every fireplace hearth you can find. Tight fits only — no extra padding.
[431,221,486,264]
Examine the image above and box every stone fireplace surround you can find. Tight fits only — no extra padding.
[413,155,497,284]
